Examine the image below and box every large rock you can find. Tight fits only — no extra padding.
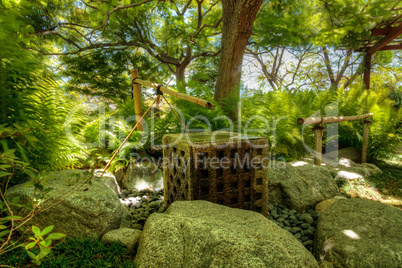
[328,161,382,179]
[268,163,339,212]
[101,228,142,251]
[135,200,318,268]
[6,170,126,238]
[315,199,402,267]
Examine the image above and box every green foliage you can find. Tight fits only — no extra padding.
[0,237,136,267]
[60,49,171,102]
[25,225,66,266]
[242,87,401,160]
[0,0,87,173]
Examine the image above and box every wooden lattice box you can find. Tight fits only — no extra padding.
[162,132,269,216]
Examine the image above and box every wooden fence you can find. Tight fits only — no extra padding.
[297,113,373,165]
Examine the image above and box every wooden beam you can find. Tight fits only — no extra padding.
[367,23,402,55]
[313,124,324,165]
[362,119,370,163]
[297,113,373,125]
[372,27,393,36]
[355,44,402,52]
[378,44,402,51]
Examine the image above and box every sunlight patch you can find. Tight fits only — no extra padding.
[291,161,309,167]
[342,229,360,240]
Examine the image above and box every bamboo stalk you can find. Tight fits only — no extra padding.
[362,120,370,163]
[131,69,143,131]
[313,124,324,165]
[297,113,373,125]
[101,96,160,177]
[134,78,214,110]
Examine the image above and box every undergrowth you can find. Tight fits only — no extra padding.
[0,237,136,267]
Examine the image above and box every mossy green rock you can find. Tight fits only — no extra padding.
[101,228,142,251]
[135,200,318,268]
[268,163,338,212]
[6,170,126,238]
[315,199,402,267]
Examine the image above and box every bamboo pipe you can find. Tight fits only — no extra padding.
[131,69,143,131]
[133,78,214,110]
[297,113,373,125]
[313,124,324,165]
[362,119,370,163]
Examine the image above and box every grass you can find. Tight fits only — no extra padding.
[0,237,137,267]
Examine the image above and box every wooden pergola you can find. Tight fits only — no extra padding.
[354,10,402,89]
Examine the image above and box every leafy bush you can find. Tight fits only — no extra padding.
[0,1,87,173]
[242,87,401,160]
[0,237,136,267]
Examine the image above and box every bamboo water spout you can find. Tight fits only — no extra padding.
[133,78,214,110]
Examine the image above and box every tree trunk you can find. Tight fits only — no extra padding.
[175,64,187,92]
[214,0,263,121]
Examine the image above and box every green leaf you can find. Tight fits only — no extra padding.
[0,171,12,178]
[26,250,37,260]
[0,229,10,236]
[2,215,22,221]
[0,164,12,169]
[41,225,54,236]
[39,247,51,259]
[39,239,51,247]
[12,196,20,204]
[24,169,37,178]
[25,242,37,250]
[0,225,7,230]
[47,233,66,240]
[32,225,41,237]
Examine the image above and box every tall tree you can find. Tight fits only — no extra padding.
[29,0,222,93]
[214,0,263,121]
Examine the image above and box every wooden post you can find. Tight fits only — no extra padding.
[362,119,370,163]
[131,69,143,131]
[364,53,372,90]
[313,123,324,165]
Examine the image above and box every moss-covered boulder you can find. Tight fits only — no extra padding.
[268,163,339,212]
[101,228,142,251]
[135,200,318,267]
[6,170,126,238]
[315,198,402,267]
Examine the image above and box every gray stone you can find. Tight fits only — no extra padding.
[268,163,338,212]
[101,228,142,251]
[315,199,402,267]
[6,170,126,238]
[135,201,318,267]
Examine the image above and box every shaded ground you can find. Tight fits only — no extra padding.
[338,156,402,208]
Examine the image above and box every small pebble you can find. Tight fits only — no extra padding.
[149,201,160,208]
[301,236,309,242]
[304,216,314,224]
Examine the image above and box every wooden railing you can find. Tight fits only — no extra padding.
[297,113,373,165]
